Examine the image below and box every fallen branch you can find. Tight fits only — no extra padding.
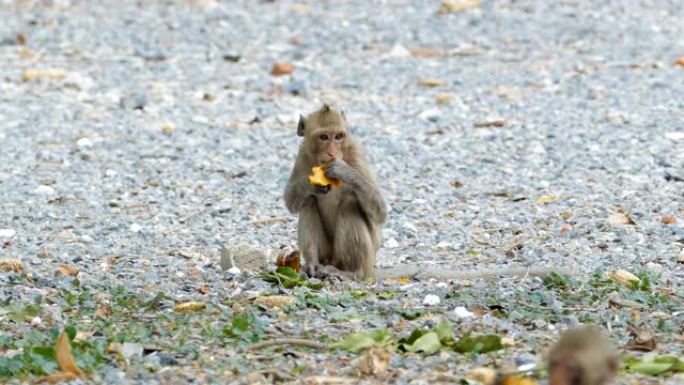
[250,338,327,351]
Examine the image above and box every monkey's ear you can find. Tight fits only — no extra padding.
[297,115,306,137]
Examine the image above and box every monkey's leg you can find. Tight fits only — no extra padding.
[297,203,330,277]
[332,211,374,280]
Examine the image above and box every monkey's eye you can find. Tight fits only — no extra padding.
[319,134,329,141]
[334,133,345,140]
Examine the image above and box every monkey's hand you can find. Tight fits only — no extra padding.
[325,158,357,183]
[312,184,330,195]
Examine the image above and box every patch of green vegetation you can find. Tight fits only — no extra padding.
[260,267,323,289]
[334,320,504,356]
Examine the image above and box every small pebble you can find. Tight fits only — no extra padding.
[422,294,440,306]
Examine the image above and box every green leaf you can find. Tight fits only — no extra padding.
[408,332,441,354]
[434,320,454,343]
[333,329,392,352]
[377,290,397,300]
[452,335,503,354]
[350,290,368,299]
[627,361,673,376]
[400,309,423,320]
[652,355,684,372]
[4,304,42,323]
[231,313,250,333]
[307,278,323,290]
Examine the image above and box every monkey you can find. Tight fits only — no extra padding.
[284,104,574,282]
[547,325,619,385]
[284,104,387,280]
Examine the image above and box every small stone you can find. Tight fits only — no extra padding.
[283,80,307,96]
[30,316,42,326]
[105,169,117,177]
[76,137,94,148]
[220,244,268,271]
[227,266,241,275]
[0,229,16,238]
[121,342,143,360]
[435,282,449,289]
[385,237,399,248]
[129,223,143,233]
[665,131,684,140]
[422,294,441,306]
[119,90,149,110]
[418,108,441,122]
[33,185,56,196]
[388,44,411,58]
[161,123,174,134]
[453,306,474,318]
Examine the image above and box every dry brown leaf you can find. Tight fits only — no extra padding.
[661,215,676,225]
[499,375,539,385]
[474,119,506,128]
[173,301,206,313]
[355,346,392,377]
[674,57,684,67]
[562,211,573,220]
[419,78,447,87]
[198,287,209,295]
[271,62,293,76]
[678,252,684,264]
[468,367,497,385]
[607,209,635,225]
[22,69,68,81]
[605,269,640,285]
[19,47,35,59]
[16,32,27,45]
[559,224,573,234]
[57,264,79,276]
[254,295,295,308]
[438,0,480,14]
[94,301,111,319]
[410,47,444,58]
[435,93,454,104]
[0,258,23,272]
[276,250,301,272]
[56,331,82,376]
[626,327,656,352]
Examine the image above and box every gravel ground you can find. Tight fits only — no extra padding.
[1,0,683,384]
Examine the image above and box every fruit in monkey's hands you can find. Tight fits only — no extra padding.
[309,163,342,188]
[276,250,301,272]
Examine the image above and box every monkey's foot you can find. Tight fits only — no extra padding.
[306,264,350,281]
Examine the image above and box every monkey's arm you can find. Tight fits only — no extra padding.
[326,159,387,224]
[376,265,574,280]
[284,173,312,214]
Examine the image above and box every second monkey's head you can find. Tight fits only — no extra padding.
[297,104,348,165]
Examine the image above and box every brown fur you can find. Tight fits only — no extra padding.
[284,105,387,280]
[548,325,619,385]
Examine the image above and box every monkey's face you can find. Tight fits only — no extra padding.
[309,128,346,164]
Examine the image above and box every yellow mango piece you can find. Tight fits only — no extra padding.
[309,164,342,188]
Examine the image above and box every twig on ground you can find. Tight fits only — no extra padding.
[250,338,327,351]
